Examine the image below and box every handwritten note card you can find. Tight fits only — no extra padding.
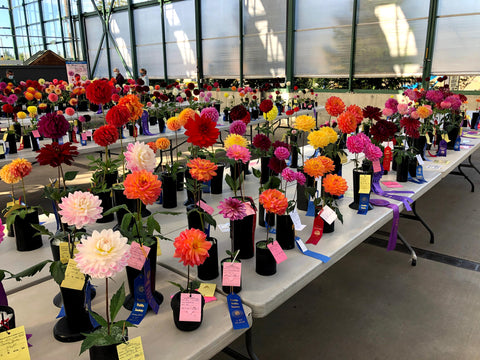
[117,337,145,360]
[198,283,216,298]
[61,259,85,290]
[358,174,371,194]
[222,262,241,287]
[319,205,337,225]
[0,326,31,360]
[267,241,287,264]
[179,293,202,322]
[127,243,150,270]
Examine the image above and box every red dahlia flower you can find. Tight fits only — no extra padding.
[36,142,79,167]
[106,105,131,127]
[184,113,219,148]
[93,124,119,146]
[259,99,274,113]
[85,79,114,105]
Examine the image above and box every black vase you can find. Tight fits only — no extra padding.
[7,133,17,154]
[412,136,427,159]
[260,156,272,184]
[276,214,295,249]
[158,117,166,133]
[161,173,177,208]
[349,168,374,210]
[22,134,31,149]
[124,239,163,311]
[229,162,243,181]
[53,284,94,342]
[89,343,121,360]
[297,171,315,211]
[176,167,185,191]
[314,207,335,233]
[149,116,157,126]
[221,258,242,294]
[210,164,224,194]
[29,132,40,151]
[14,209,43,251]
[223,110,230,122]
[184,169,202,205]
[251,109,259,120]
[447,125,460,150]
[408,157,417,178]
[113,188,136,227]
[13,122,21,138]
[290,134,298,168]
[396,156,410,183]
[105,171,119,188]
[170,291,205,331]
[0,305,15,332]
[392,146,402,171]
[96,191,114,223]
[255,241,277,276]
[197,237,219,280]
[230,197,256,259]
[258,203,275,228]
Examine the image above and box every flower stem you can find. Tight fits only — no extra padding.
[175,131,178,163]
[120,135,125,182]
[106,278,110,335]
[59,164,66,191]
[21,178,27,206]
[187,265,190,292]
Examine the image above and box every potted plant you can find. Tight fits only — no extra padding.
[171,228,211,331]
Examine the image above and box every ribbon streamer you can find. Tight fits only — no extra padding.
[371,171,414,211]
[369,199,400,251]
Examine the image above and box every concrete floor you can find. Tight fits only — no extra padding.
[212,151,480,360]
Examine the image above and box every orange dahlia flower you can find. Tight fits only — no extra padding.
[118,94,143,121]
[347,104,364,125]
[147,142,157,152]
[259,189,288,215]
[173,228,212,267]
[325,96,345,117]
[322,174,348,196]
[337,111,357,134]
[10,158,32,179]
[187,158,218,182]
[178,108,196,127]
[155,137,171,150]
[303,156,333,178]
[123,170,162,205]
[319,156,335,174]
[0,163,20,184]
[166,117,182,131]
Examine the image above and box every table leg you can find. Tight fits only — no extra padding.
[399,201,435,244]
[468,155,480,176]
[222,328,259,360]
[450,165,475,192]
[397,232,417,266]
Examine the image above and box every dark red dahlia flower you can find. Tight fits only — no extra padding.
[38,113,70,139]
[370,119,398,143]
[362,106,382,121]
[400,117,421,138]
[259,99,273,113]
[36,142,79,167]
[252,134,271,151]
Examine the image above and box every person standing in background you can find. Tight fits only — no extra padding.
[114,67,125,91]
[139,68,149,87]
[1,69,16,85]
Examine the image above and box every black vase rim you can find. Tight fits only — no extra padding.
[221,257,241,263]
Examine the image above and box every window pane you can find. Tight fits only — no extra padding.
[13,8,25,27]
[86,16,107,76]
[432,15,480,75]
[358,0,429,23]
[25,2,40,24]
[244,0,286,34]
[202,0,238,38]
[203,37,240,78]
[166,41,197,78]
[164,0,195,43]
[296,0,353,30]
[134,6,164,78]
[42,0,59,21]
[81,0,96,13]
[437,0,480,16]
[109,11,132,75]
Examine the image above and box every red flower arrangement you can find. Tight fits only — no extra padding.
[259,99,274,113]
[252,134,271,151]
[337,111,357,134]
[106,105,130,128]
[400,117,421,138]
[229,104,251,125]
[36,142,79,167]
[38,112,70,139]
[184,113,220,148]
[325,96,345,117]
[2,104,13,113]
[362,106,382,121]
[93,124,119,147]
[85,79,114,105]
[268,157,287,175]
[370,119,398,143]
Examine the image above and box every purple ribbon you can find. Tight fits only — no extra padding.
[0,282,7,306]
[370,199,399,251]
[371,178,414,211]
[141,110,154,135]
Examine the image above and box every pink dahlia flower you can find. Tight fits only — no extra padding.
[274,146,290,161]
[200,107,219,123]
[295,171,306,186]
[218,197,247,221]
[281,168,297,182]
[397,103,409,115]
[226,144,251,163]
[364,143,383,161]
[347,134,369,154]
[58,191,103,229]
[125,141,156,172]
[230,120,247,136]
[75,229,130,278]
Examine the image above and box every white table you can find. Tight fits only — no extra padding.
[6,265,253,360]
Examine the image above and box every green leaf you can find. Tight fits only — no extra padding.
[169,281,185,292]
[120,213,133,232]
[13,260,52,281]
[225,174,237,191]
[252,168,262,179]
[103,204,130,216]
[80,333,102,354]
[203,213,217,229]
[146,216,160,235]
[63,171,78,181]
[109,283,125,323]
[31,223,54,237]
[50,261,66,285]
[90,311,108,328]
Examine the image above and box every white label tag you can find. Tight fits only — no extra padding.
[319,205,337,225]
[296,238,308,253]
[403,140,409,150]
[290,209,306,231]
[416,154,424,166]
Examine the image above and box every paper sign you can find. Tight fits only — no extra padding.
[222,262,241,287]
[372,160,382,173]
[382,181,403,188]
[2,133,7,142]
[358,174,371,194]
[218,223,230,232]
[127,243,150,270]
[296,237,308,253]
[403,140,409,150]
[179,293,202,322]
[197,200,214,215]
[59,242,73,264]
[319,205,337,225]
[289,209,306,231]
[416,154,424,166]
[198,283,216,298]
[156,239,161,256]
[244,204,255,216]
[117,337,145,360]
[81,133,87,141]
[0,145,5,155]
[61,259,85,290]
[267,241,287,264]
[0,325,31,360]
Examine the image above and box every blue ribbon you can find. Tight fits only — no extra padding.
[295,237,331,262]
[227,293,250,330]
[143,259,159,314]
[126,273,148,325]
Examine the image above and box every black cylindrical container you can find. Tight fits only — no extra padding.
[22,134,31,149]
[348,168,374,210]
[255,241,277,276]
[258,203,275,228]
[396,156,410,183]
[171,291,205,331]
[186,204,208,233]
[7,133,17,154]
[276,214,295,249]
[260,156,272,184]
[161,173,177,208]
[14,209,43,251]
[210,164,224,194]
[230,197,256,259]
[197,237,219,280]
[30,132,40,151]
[296,171,315,211]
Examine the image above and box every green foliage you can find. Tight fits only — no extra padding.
[5,206,39,229]
[50,260,66,285]
[225,173,243,194]
[109,283,125,323]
